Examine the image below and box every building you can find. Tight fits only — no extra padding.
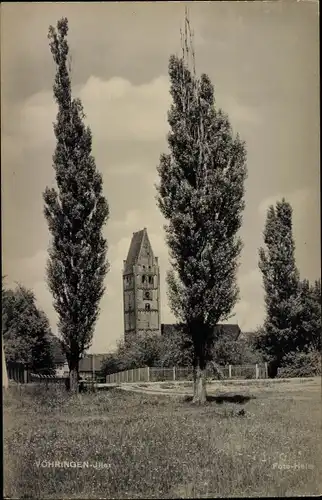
[53,353,109,380]
[79,354,108,380]
[123,228,161,341]
[46,333,68,376]
[213,324,241,341]
[48,336,108,379]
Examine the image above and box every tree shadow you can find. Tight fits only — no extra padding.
[183,392,255,404]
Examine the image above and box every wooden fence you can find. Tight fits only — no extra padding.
[106,363,268,384]
[6,361,30,384]
[30,373,66,385]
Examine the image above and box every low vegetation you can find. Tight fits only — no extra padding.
[276,351,321,378]
[4,378,321,498]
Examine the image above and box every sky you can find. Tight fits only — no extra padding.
[1,1,320,353]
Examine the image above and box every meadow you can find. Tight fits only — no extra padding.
[3,377,321,498]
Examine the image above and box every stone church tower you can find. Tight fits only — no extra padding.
[123,228,161,341]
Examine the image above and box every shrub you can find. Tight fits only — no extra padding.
[277,351,321,378]
[212,339,262,366]
[102,329,192,376]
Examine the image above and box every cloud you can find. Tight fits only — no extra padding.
[16,72,261,158]
[108,163,145,177]
[229,268,265,331]
[109,210,142,234]
[258,188,310,218]
[5,251,47,287]
[218,93,260,129]
[79,75,171,142]
[15,74,171,152]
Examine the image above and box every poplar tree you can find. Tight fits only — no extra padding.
[156,14,247,403]
[43,18,109,392]
[258,199,301,376]
[297,278,321,352]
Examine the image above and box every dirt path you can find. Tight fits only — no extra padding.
[98,377,320,399]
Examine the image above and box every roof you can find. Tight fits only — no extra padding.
[124,229,146,271]
[45,334,111,371]
[124,228,155,272]
[161,323,241,341]
[213,324,241,341]
[79,354,108,372]
[239,330,258,343]
[161,324,183,336]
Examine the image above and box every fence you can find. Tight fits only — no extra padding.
[30,373,66,385]
[106,363,268,384]
[6,362,30,384]
[6,362,66,384]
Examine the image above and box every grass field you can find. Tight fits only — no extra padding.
[3,378,321,498]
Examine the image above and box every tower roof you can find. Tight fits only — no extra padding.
[124,228,153,271]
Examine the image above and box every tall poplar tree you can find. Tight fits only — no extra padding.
[43,18,109,392]
[297,278,321,352]
[156,15,247,403]
[258,199,301,376]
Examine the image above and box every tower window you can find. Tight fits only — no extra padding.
[144,291,152,300]
[148,276,153,284]
[142,275,146,283]
[145,303,151,311]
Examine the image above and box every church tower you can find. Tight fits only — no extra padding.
[123,228,161,342]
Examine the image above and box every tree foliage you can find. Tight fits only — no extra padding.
[257,199,321,376]
[297,278,321,352]
[43,18,109,390]
[156,16,247,402]
[2,282,55,373]
[102,328,192,376]
[212,338,262,366]
[277,350,321,378]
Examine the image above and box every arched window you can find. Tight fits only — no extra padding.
[142,275,146,283]
[145,303,151,311]
[148,276,153,284]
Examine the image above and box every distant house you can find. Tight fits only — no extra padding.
[213,324,241,342]
[47,335,109,379]
[79,354,108,379]
[46,334,67,376]
[239,331,255,342]
[161,323,241,341]
[161,324,183,336]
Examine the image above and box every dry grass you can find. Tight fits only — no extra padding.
[3,378,322,498]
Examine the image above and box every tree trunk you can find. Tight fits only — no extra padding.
[268,359,280,378]
[68,361,79,394]
[69,368,78,394]
[2,344,9,390]
[192,358,207,404]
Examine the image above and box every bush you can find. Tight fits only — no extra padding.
[277,351,321,378]
[212,339,262,366]
[102,329,192,376]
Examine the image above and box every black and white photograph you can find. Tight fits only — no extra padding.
[2,1,321,498]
